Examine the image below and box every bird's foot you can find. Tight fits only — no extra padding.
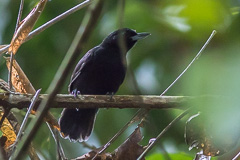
[72,89,85,100]
[106,92,115,101]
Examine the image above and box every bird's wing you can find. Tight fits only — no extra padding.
[68,47,99,93]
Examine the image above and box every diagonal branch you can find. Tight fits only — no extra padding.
[10,89,41,154]
[10,1,104,159]
[0,0,92,55]
[160,30,217,96]
[93,29,217,158]
[137,109,190,160]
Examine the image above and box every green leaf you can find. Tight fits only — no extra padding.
[146,153,192,160]
[0,130,3,138]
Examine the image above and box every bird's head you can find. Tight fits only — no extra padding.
[101,28,150,52]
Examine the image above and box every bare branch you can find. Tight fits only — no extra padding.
[47,123,66,160]
[0,94,189,110]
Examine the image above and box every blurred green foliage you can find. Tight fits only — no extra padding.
[0,0,240,159]
[146,153,192,160]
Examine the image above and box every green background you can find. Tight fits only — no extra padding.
[0,0,240,159]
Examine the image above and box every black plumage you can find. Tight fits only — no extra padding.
[59,28,150,142]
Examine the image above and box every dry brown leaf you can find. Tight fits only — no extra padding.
[5,57,36,94]
[0,111,17,149]
[8,0,47,55]
[112,127,145,160]
[45,113,60,131]
[0,80,39,158]
[0,80,17,150]
[5,58,60,130]
[75,128,145,160]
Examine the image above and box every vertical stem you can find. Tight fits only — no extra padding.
[15,0,25,32]
[10,1,104,159]
[8,52,14,91]
[117,0,125,28]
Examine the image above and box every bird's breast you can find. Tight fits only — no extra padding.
[73,58,126,95]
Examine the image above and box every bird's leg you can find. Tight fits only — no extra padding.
[72,89,79,98]
[106,92,115,101]
[72,89,84,100]
[72,89,84,112]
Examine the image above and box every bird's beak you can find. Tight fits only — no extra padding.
[131,32,151,41]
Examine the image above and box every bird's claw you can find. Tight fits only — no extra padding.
[106,92,114,101]
[72,89,84,99]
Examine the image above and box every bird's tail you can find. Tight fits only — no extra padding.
[59,108,98,142]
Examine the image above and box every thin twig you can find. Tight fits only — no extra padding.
[135,30,217,159]
[15,0,24,33]
[160,30,217,96]
[94,109,148,158]
[10,89,41,158]
[0,45,8,54]
[16,89,41,142]
[8,53,14,91]
[117,0,125,28]
[26,0,92,42]
[10,1,104,159]
[0,0,92,55]
[137,109,190,160]
[7,109,40,160]
[0,108,10,128]
[47,123,66,160]
[95,30,217,159]
[232,151,240,160]
[81,142,97,150]
[116,0,127,75]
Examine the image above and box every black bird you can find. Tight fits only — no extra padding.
[59,28,150,142]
